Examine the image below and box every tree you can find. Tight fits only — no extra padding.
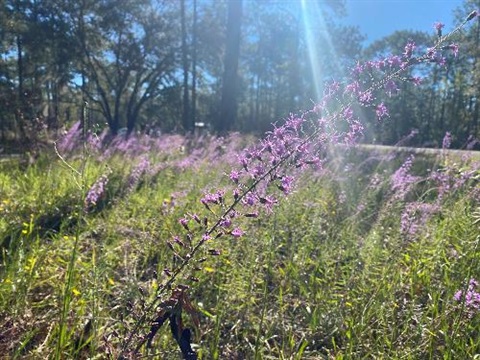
[0,0,77,148]
[181,0,192,132]
[361,30,435,145]
[0,0,367,145]
[451,0,480,144]
[239,0,363,132]
[360,2,480,148]
[72,0,179,135]
[191,0,198,129]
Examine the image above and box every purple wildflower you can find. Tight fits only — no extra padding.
[430,169,451,200]
[344,120,364,146]
[279,176,294,195]
[442,132,452,149]
[57,121,82,153]
[433,21,445,37]
[384,80,399,97]
[179,218,189,230]
[201,190,224,206]
[358,91,374,106]
[345,81,361,96]
[356,203,365,213]
[403,41,416,58]
[436,55,446,66]
[259,195,277,212]
[233,188,241,200]
[242,192,257,207]
[426,47,446,66]
[284,115,305,131]
[391,155,419,200]
[322,81,340,102]
[191,213,201,223]
[220,217,232,228]
[387,55,402,68]
[433,22,445,31]
[454,278,480,315]
[376,103,389,120]
[400,202,440,237]
[85,174,109,211]
[352,61,364,77]
[158,17,479,317]
[231,228,244,238]
[238,153,249,171]
[126,156,150,192]
[229,170,241,183]
[173,236,185,247]
[251,164,266,179]
[448,43,459,57]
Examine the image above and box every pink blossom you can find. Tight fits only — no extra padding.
[231,228,244,238]
[375,103,389,120]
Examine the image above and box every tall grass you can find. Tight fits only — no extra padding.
[1,137,479,358]
[1,11,480,359]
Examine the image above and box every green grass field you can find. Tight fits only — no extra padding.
[1,137,479,359]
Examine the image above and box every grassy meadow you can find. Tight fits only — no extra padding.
[1,129,480,359]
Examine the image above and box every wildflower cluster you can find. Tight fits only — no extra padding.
[400,202,440,237]
[432,159,480,200]
[126,156,151,193]
[56,121,83,153]
[391,155,420,200]
[84,173,110,212]
[119,12,480,356]
[390,129,480,239]
[454,278,480,316]
[343,11,479,122]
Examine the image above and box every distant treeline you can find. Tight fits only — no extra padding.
[0,0,478,151]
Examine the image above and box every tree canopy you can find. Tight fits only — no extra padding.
[0,0,478,150]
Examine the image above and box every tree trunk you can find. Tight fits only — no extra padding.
[16,34,26,141]
[181,0,191,132]
[216,0,242,133]
[191,0,197,129]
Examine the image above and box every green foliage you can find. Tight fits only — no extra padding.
[2,0,477,145]
[360,7,480,147]
[0,0,364,141]
[1,144,479,358]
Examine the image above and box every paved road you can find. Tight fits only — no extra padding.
[354,144,480,160]
[0,154,23,163]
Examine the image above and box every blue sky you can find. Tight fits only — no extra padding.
[342,0,465,43]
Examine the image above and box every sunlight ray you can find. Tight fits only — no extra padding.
[300,0,343,102]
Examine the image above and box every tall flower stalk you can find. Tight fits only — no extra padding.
[120,11,479,357]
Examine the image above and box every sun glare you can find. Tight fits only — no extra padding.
[300,0,340,102]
